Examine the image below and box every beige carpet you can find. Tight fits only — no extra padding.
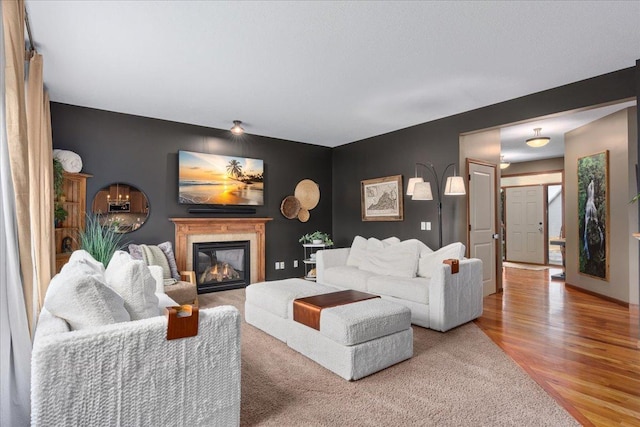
[200,289,578,426]
[503,261,550,271]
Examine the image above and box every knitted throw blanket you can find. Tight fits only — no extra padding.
[140,244,176,286]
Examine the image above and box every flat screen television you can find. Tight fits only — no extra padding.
[178,150,264,206]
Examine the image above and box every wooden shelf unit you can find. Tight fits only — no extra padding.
[55,172,91,272]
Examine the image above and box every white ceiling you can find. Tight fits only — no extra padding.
[25,1,640,148]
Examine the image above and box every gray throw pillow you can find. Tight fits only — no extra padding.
[128,242,180,281]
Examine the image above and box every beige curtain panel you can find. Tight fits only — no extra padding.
[27,53,55,310]
[3,0,35,331]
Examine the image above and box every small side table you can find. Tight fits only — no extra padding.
[549,237,566,280]
[302,243,327,281]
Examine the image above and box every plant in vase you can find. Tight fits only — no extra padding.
[299,231,333,246]
[54,204,68,228]
[53,158,68,227]
[78,214,127,267]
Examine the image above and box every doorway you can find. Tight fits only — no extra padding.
[547,185,563,266]
[462,99,635,292]
[468,160,498,296]
[501,180,563,266]
[504,185,545,264]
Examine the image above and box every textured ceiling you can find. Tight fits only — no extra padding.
[25,1,640,149]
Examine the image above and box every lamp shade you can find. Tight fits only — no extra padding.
[412,182,433,200]
[406,177,424,196]
[444,176,466,195]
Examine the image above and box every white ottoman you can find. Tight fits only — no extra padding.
[245,279,413,380]
[245,278,337,342]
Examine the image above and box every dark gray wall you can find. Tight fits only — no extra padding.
[332,66,639,249]
[50,103,332,280]
[51,65,639,264]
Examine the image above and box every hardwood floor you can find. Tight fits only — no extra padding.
[475,267,640,426]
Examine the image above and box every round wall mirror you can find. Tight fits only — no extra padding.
[92,183,149,234]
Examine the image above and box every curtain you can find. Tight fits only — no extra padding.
[2,0,35,331]
[26,53,55,309]
[0,2,32,426]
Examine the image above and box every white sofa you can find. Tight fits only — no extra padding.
[32,250,241,426]
[315,237,483,332]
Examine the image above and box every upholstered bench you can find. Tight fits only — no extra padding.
[245,278,413,380]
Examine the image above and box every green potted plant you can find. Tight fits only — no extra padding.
[53,159,67,227]
[78,214,126,267]
[54,204,68,227]
[299,231,333,246]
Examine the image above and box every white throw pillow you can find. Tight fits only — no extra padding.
[44,259,130,330]
[366,237,385,251]
[105,250,159,320]
[359,240,420,278]
[381,237,401,246]
[148,265,165,294]
[403,239,433,257]
[418,242,466,278]
[68,249,106,276]
[346,235,368,267]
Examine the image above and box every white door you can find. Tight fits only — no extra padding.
[505,186,545,264]
[468,161,497,296]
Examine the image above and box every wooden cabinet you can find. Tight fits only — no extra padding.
[55,172,91,272]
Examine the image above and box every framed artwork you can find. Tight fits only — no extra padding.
[360,175,403,221]
[577,150,609,281]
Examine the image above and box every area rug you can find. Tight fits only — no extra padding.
[503,261,550,271]
[199,289,578,426]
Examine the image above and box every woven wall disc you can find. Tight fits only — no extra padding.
[280,196,301,219]
[297,208,310,222]
[294,179,320,210]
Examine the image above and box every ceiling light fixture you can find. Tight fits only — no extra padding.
[526,127,550,148]
[230,120,244,135]
[500,156,510,169]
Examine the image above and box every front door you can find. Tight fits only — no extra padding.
[468,160,497,296]
[505,185,545,264]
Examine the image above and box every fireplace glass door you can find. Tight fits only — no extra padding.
[193,241,250,293]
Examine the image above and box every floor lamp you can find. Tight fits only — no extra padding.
[406,162,466,248]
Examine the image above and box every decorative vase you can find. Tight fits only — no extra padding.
[312,239,323,244]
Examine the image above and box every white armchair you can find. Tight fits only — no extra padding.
[32,250,241,426]
[31,305,241,426]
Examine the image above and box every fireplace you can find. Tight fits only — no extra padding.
[171,217,272,284]
[193,241,250,293]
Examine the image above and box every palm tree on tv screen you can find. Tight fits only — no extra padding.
[226,160,243,180]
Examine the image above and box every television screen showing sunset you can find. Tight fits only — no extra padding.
[178,150,264,205]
